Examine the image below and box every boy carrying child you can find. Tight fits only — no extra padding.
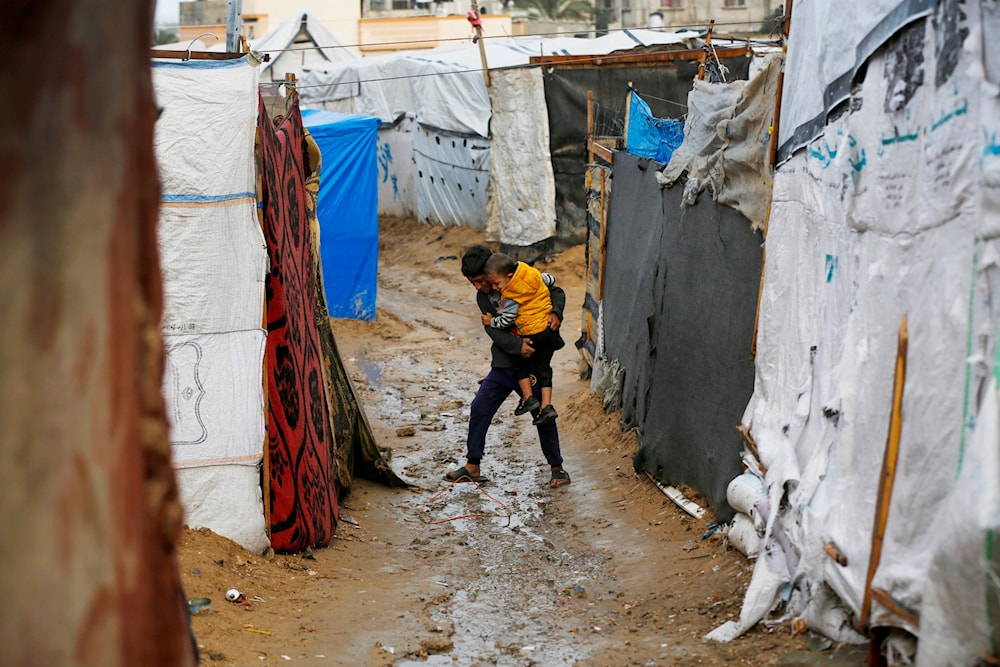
[482,253,565,425]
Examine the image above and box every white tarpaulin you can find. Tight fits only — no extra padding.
[163,331,266,468]
[254,8,356,83]
[711,2,1000,656]
[300,31,693,237]
[486,67,557,246]
[777,0,934,161]
[158,204,267,334]
[175,466,270,554]
[154,59,259,198]
[413,124,490,229]
[153,56,269,552]
[376,116,418,219]
[300,31,691,138]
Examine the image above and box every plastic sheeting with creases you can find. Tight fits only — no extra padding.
[413,124,490,229]
[543,55,752,246]
[659,53,782,232]
[711,4,1000,656]
[486,67,557,247]
[152,56,270,553]
[375,116,418,219]
[776,0,934,161]
[301,108,379,320]
[625,89,684,165]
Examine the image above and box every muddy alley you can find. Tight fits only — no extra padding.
[178,218,865,667]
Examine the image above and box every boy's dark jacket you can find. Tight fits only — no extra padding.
[477,285,566,369]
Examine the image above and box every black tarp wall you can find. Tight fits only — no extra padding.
[542,55,751,249]
[601,152,762,521]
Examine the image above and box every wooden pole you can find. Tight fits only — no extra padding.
[587,90,595,164]
[752,0,793,360]
[476,25,490,87]
[467,8,490,87]
[623,81,633,148]
[859,316,909,630]
[697,20,715,80]
[597,168,608,300]
[767,0,793,166]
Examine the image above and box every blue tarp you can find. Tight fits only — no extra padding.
[625,90,684,165]
[302,109,379,320]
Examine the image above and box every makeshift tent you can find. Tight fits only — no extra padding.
[541,51,751,246]
[698,3,1000,662]
[301,108,379,320]
[298,31,704,250]
[254,9,356,83]
[153,56,271,554]
[154,57,399,556]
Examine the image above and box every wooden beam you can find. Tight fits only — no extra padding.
[768,0,793,166]
[528,45,749,69]
[151,49,248,60]
[587,137,616,163]
[623,81,633,148]
[587,90,595,164]
[871,588,919,628]
[859,316,909,630]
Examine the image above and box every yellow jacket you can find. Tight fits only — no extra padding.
[502,262,552,336]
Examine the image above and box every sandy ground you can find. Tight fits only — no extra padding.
[178,218,868,666]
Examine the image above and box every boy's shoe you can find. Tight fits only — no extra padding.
[514,396,541,415]
[532,405,558,425]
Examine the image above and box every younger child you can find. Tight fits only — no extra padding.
[482,253,564,425]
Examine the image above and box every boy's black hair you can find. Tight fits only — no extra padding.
[461,244,494,277]
[484,253,516,277]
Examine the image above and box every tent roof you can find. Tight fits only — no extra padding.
[299,29,706,137]
[253,7,356,73]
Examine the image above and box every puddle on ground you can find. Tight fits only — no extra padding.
[347,335,612,665]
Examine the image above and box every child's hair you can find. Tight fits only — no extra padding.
[461,244,494,277]
[484,253,516,277]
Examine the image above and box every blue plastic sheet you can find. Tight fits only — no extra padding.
[302,109,380,320]
[625,90,683,165]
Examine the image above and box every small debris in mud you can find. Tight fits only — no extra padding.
[396,426,416,437]
[418,637,454,654]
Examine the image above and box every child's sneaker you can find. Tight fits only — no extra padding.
[532,405,558,425]
[514,396,541,415]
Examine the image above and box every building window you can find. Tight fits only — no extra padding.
[660,0,681,8]
[723,0,745,6]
